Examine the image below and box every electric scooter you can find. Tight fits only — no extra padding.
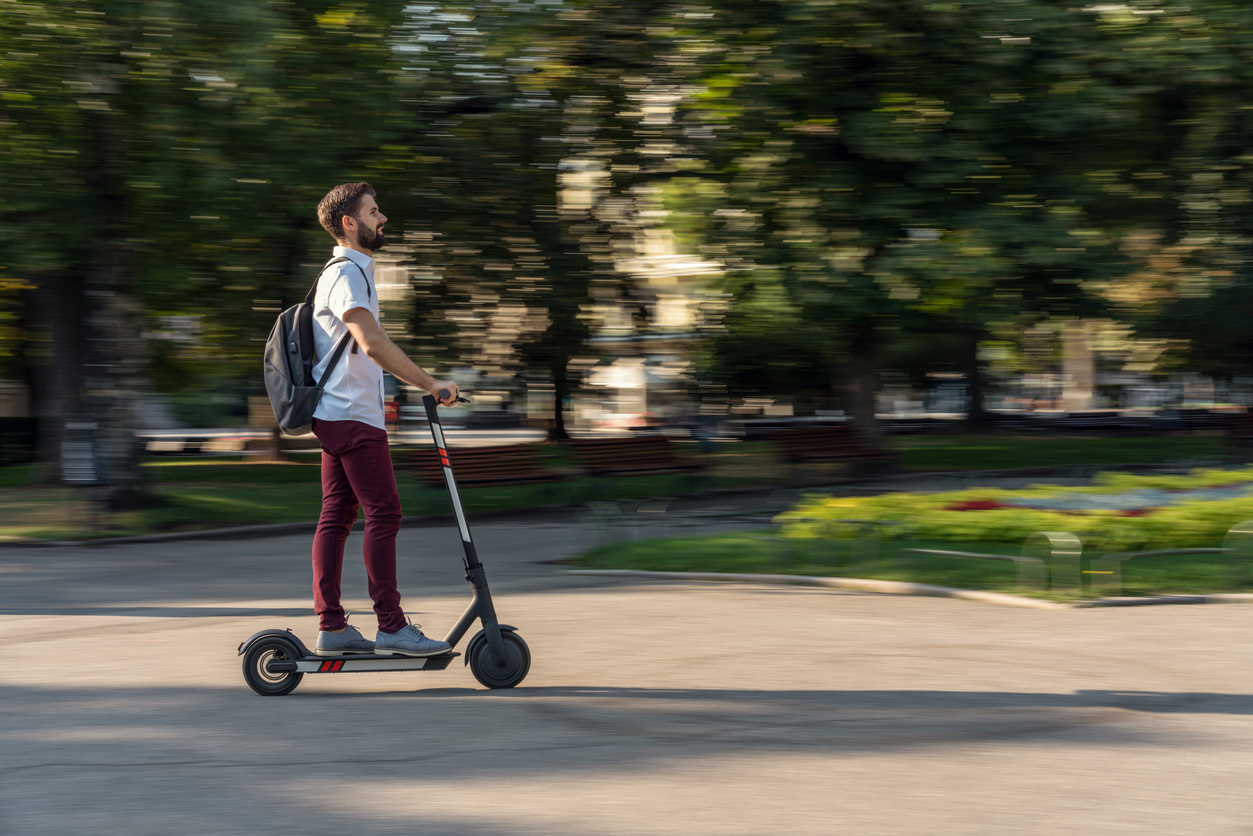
[237,391,531,696]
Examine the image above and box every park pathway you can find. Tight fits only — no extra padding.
[1,507,1251,835]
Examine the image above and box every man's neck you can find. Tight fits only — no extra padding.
[339,240,373,259]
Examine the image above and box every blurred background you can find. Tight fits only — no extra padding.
[3,0,1253,535]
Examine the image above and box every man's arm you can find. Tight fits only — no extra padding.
[341,307,459,405]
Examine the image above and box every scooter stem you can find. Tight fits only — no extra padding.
[423,394,507,666]
[422,394,481,573]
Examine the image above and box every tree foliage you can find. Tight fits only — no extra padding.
[3,0,1253,478]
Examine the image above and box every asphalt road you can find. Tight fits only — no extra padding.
[1,508,1251,835]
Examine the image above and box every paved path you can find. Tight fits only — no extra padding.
[1,511,1251,835]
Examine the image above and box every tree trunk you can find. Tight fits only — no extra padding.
[24,271,88,485]
[550,354,571,441]
[845,323,881,448]
[92,289,149,509]
[82,104,146,510]
[963,323,991,428]
[535,219,589,444]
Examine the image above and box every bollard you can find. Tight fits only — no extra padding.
[576,502,625,550]
[1222,521,1253,590]
[1023,531,1083,593]
[1087,548,1233,595]
[766,488,801,513]
[630,497,674,541]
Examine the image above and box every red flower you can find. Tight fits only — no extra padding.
[1120,508,1154,517]
[946,500,1009,512]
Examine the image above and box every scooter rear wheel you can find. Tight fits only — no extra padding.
[243,636,304,696]
[468,631,530,689]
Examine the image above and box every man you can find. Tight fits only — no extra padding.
[309,182,460,658]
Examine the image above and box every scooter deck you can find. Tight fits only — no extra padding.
[274,653,459,675]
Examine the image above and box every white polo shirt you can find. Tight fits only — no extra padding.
[310,247,386,430]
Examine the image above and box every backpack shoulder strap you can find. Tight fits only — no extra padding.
[304,257,353,306]
[305,256,376,358]
[347,260,372,301]
[316,332,355,389]
[304,256,373,306]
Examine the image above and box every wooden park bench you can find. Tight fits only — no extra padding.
[568,435,707,479]
[770,425,891,478]
[1226,410,1253,446]
[408,443,564,488]
[1054,410,1129,433]
[1170,407,1226,433]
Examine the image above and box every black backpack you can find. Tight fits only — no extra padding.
[262,256,371,435]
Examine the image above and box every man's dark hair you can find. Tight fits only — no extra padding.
[317,182,376,242]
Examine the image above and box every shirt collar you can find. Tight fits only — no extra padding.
[332,246,375,275]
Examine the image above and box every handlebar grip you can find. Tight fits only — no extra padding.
[434,389,470,405]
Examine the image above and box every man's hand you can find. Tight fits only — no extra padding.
[429,380,460,406]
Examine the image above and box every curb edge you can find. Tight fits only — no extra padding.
[561,569,1253,610]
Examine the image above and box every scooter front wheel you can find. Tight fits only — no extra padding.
[243,636,304,696]
[468,631,530,689]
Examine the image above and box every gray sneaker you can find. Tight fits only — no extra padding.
[315,623,375,656]
[375,621,451,657]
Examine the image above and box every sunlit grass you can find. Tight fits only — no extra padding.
[577,531,1244,600]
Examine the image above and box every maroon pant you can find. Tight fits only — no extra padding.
[310,419,406,633]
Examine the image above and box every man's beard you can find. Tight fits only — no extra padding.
[356,220,385,251]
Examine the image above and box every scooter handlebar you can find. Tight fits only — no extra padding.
[437,389,470,405]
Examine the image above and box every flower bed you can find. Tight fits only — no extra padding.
[777,468,1253,553]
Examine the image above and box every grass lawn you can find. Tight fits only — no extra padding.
[0,464,34,488]
[0,433,1244,541]
[0,453,734,540]
[888,434,1236,472]
[576,530,1247,600]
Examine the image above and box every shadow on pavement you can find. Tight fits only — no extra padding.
[0,606,313,617]
[3,679,1242,836]
[5,682,1249,770]
[396,685,1253,716]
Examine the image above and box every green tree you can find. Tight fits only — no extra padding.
[678,0,1210,433]
[0,0,411,494]
[390,0,690,438]
[1103,3,1253,386]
